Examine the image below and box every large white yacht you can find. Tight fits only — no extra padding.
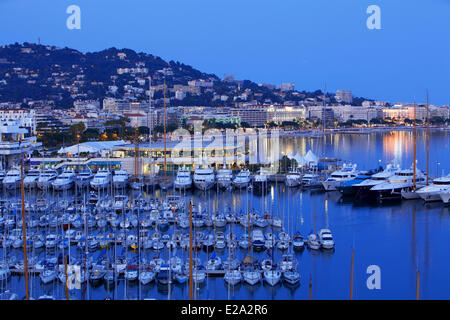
[370,167,426,201]
[285,168,301,188]
[216,168,233,189]
[75,167,93,189]
[352,164,401,198]
[90,169,112,190]
[113,170,129,189]
[52,169,76,191]
[193,166,215,191]
[3,168,21,190]
[24,168,40,189]
[232,169,251,189]
[322,163,359,191]
[37,168,59,190]
[174,167,192,190]
[416,174,450,202]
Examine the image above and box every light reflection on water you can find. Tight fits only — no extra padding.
[2,129,450,300]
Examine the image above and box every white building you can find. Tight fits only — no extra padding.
[0,108,37,135]
[336,90,353,104]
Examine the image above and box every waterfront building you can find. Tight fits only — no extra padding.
[0,120,42,168]
[267,106,306,123]
[230,108,268,127]
[0,108,37,135]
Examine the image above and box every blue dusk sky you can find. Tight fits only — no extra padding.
[0,0,449,105]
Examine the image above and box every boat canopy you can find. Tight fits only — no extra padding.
[58,140,127,155]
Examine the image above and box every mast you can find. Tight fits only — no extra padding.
[322,82,327,132]
[188,201,193,300]
[350,248,354,300]
[426,91,430,184]
[163,80,167,185]
[148,76,152,143]
[20,154,29,300]
[135,118,140,182]
[413,102,417,190]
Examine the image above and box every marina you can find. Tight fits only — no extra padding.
[0,129,449,300]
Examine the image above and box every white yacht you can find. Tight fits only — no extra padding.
[75,167,93,188]
[90,169,112,190]
[113,170,129,189]
[416,174,450,202]
[37,168,59,190]
[352,164,401,198]
[318,229,335,250]
[285,168,301,187]
[112,195,129,213]
[301,172,321,188]
[23,168,40,189]
[253,168,271,192]
[52,169,76,191]
[216,168,233,189]
[232,169,251,189]
[193,166,215,191]
[322,163,359,191]
[174,167,192,190]
[3,169,21,190]
[370,167,426,201]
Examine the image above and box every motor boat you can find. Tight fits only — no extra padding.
[113,170,129,189]
[307,233,321,250]
[370,166,426,202]
[337,173,372,197]
[75,167,94,189]
[216,168,233,189]
[263,269,281,286]
[243,269,261,286]
[193,166,215,191]
[301,172,322,189]
[224,270,242,285]
[3,168,21,190]
[318,228,335,250]
[285,168,301,187]
[233,169,251,189]
[90,169,111,190]
[322,163,359,191]
[253,168,271,192]
[251,229,265,251]
[283,268,301,286]
[416,174,450,202]
[352,164,401,198]
[52,169,76,191]
[23,168,40,188]
[37,168,59,190]
[174,167,192,190]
